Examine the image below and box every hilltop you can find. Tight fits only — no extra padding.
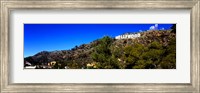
[24,29,176,69]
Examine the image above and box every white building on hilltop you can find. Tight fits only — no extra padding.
[115,33,141,39]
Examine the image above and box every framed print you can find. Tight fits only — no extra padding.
[1,0,200,93]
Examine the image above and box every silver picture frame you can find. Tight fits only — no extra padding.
[0,0,199,92]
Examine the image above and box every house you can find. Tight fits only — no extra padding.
[24,61,36,69]
[86,62,97,69]
[25,61,32,66]
[25,66,36,69]
[48,61,56,66]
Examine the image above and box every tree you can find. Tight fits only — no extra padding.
[160,38,176,69]
[123,43,148,69]
[91,36,115,68]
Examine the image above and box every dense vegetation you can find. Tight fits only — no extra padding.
[24,26,176,69]
[89,33,175,69]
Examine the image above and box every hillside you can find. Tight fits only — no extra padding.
[24,29,176,69]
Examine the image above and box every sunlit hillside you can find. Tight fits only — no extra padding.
[24,26,176,69]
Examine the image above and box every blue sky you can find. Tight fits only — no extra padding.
[24,24,173,57]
